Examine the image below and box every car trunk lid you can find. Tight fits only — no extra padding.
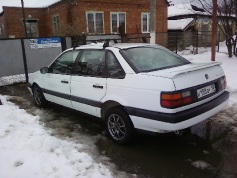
[142,62,224,90]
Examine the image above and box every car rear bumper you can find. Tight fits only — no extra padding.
[126,91,229,132]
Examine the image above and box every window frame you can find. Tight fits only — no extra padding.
[141,13,150,33]
[52,14,60,35]
[86,12,105,34]
[110,12,126,34]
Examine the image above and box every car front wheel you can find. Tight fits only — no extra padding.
[33,85,47,107]
[105,108,134,144]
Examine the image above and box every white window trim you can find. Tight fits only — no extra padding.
[86,11,105,34]
[52,14,60,35]
[141,13,150,33]
[110,12,126,34]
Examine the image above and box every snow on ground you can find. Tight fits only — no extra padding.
[0,74,26,87]
[0,95,113,178]
[179,40,237,93]
[179,41,237,134]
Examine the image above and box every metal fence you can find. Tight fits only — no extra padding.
[165,31,226,53]
[0,37,71,80]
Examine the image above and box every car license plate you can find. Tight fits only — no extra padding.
[197,84,216,98]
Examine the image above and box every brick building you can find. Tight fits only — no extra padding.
[0,0,168,44]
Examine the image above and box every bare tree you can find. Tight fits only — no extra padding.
[192,0,237,57]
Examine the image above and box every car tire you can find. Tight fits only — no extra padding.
[105,107,134,144]
[33,85,47,107]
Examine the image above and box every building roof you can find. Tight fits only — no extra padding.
[168,3,206,18]
[168,18,194,31]
[0,0,61,13]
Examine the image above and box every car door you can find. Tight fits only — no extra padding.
[42,50,80,108]
[70,49,106,117]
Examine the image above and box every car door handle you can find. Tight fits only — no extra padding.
[61,80,69,84]
[93,85,103,89]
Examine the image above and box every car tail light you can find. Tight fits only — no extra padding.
[220,76,227,90]
[161,91,192,109]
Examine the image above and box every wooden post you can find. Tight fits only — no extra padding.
[21,0,27,38]
[211,0,217,61]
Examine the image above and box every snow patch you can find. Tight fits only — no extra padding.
[0,0,61,13]
[168,3,206,18]
[0,95,114,178]
[191,160,213,169]
[168,18,194,31]
[0,74,26,86]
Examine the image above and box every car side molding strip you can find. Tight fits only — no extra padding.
[71,96,102,108]
[42,88,102,108]
[43,88,70,100]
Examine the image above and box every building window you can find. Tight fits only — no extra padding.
[24,19,38,37]
[110,12,126,34]
[53,15,60,35]
[142,13,150,33]
[86,12,104,34]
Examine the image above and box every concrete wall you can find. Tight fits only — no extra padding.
[0,39,25,77]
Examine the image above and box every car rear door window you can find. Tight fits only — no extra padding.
[74,50,106,77]
[107,51,125,78]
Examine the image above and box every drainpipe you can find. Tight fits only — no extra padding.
[150,0,156,44]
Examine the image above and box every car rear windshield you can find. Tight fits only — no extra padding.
[120,46,191,72]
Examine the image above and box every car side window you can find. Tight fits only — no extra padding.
[50,50,80,75]
[74,50,105,77]
[107,51,125,78]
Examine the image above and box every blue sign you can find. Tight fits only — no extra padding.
[30,37,61,49]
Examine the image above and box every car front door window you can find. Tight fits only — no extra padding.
[50,50,80,75]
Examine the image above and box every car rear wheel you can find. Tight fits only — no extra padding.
[105,108,134,144]
[33,85,47,107]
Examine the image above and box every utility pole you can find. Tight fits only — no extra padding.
[150,0,156,44]
[211,0,217,61]
[21,0,27,37]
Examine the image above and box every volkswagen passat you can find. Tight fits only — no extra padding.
[28,43,229,144]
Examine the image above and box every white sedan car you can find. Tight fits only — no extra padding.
[28,43,229,144]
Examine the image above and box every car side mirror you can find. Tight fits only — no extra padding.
[40,67,49,74]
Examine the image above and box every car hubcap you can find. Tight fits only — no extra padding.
[108,114,126,140]
[34,88,42,105]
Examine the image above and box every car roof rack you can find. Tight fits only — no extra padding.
[89,39,118,46]
[73,38,119,50]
